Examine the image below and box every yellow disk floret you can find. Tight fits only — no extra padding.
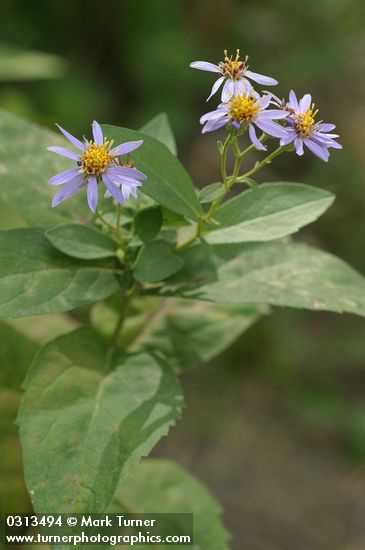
[294,105,318,137]
[81,141,115,176]
[229,94,261,123]
[219,49,248,80]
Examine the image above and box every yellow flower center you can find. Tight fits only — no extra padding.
[294,105,318,137]
[80,141,115,175]
[219,49,248,80]
[229,94,261,123]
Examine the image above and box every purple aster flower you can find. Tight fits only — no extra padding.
[278,90,342,162]
[200,88,288,150]
[190,49,278,102]
[47,121,147,211]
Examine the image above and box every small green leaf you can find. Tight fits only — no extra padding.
[92,297,265,373]
[133,240,183,283]
[198,182,225,204]
[140,112,177,156]
[18,328,184,513]
[0,228,122,317]
[134,206,163,243]
[102,125,202,221]
[0,44,66,81]
[45,223,117,259]
[165,241,365,317]
[206,182,335,244]
[110,459,230,549]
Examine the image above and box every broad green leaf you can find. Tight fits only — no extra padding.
[6,314,80,345]
[102,125,202,221]
[198,182,225,204]
[92,297,265,372]
[140,112,177,156]
[110,459,230,550]
[0,44,66,81]
[46,223,117,259]
[18,328,184,513]
[133,240,183,283]
[162,241,365,317]
[134,206,163,243]
[0,228,122,317]
[0,109,89,227]
[0,323,37,515]
[205,183,335,244]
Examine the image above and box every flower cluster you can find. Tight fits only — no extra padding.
[48,121,146,212]
[192,50,341,160]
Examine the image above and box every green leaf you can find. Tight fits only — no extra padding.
[0,228,122,317]
[18,328,184,513]
[163,241,365,317]
[140,112,177,156]
[134,206,163,243]
[0,323,37,514]
[102,125,202,221]
[198,182,225,204]
[205,183,335,244]
[92,297,265,373]
[0,44,66,81]
[133,240,183,283]
[0,109,89,227]
[45,223,117,259]
[110,459,230,549]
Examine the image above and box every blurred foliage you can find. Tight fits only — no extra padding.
[0,0,365,475]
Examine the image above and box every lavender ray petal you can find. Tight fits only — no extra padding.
[102,173,126,205]
[294,138,304,156]
[107,166,147,180]
[92,120,104,145]
[244,70,278,86]
[255,118,288,138]
[221,80,234,102]
[48,168,80,186]
[47,146,81,161]
[299,94,312,113]
[189,61,221,73]
[110,140,143,156]
[259,109,288,119]
[51,175,85,207]
[316,123,336,132]
[87,175,98,212]
[248,124,266,150]
[304,138,329,161]
[56,124,85,151]
[288,90,299,111]
[207,76,225,101]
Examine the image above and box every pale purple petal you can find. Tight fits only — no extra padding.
[207,76,225,101]
[202,116,229,133]
[52,175,85,207]
[304,138,329,161]
[280,134,296,146]
[49,168,80,186]
[248,124,266,150]
[102,173,126,205]
[56,124,85,151]
[299,94,311,113]
[200,107,227,124]
[231,121,241,130]
[294,138,304,156]
[92,120,103,145]
[221,80,235,102]
[121,185,132,203]
[259,95,272,110]
[255,118,288,138]
[244,70,278,86]
[47,146,81,161]
[190,61,221,73]
[110,140,143,156]
[107,166,147,180]
[259,109,288,119]
[316,123,336,132]
[288,90,299,111]
[105,170,142,187]
[87,175,98,212]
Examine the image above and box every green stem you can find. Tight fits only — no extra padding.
[95,208,115,232]
[109,284,140,350]
[236,145,286,182]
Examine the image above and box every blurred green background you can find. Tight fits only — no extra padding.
[1,0,365,548]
